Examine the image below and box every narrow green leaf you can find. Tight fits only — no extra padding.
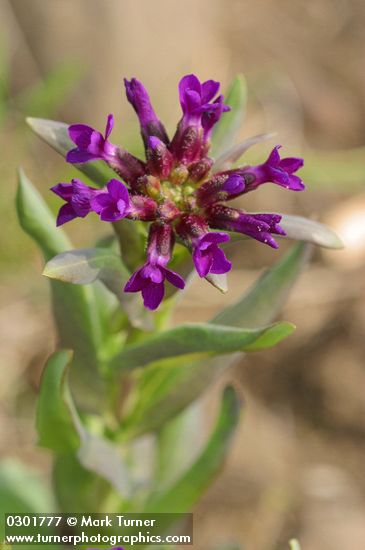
[0,459,55,515]
[26,117,111,186]
[38,350,133,498]
[211,74,247,158]
[36,350,80,452]
[154,401,205,491]
[280,214,343,249]
[0,460,56,546]
[77,432,133,499]
[53,453,116,513]
[144,386,241,512]
[43,247,152,329]
[121,244,309,437]
[111,321,294,372]
[43,247,128,285]
[213,243,311,328]
[213,132,275,172]
[16,169,105,407]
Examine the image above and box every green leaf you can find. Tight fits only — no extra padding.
[213,132,275,172]
[289,540,301,550]
[111,321,294,372]
[280,214,343,249]
[228,214,343,250]
[154,401,205,491]
[144,385,241,512]
[38,350,133,498]
[53,453,115,513]
[0,459,55,542]
[212,243,311,328]
[26,117,111,186]
[121,244,309,436]
[36,350,80,452]
[43,247,152,329]
[211,74,247,158]
[43,247,130,287]
[16,169,105,406]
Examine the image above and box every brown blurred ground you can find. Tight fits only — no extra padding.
[1,1,365,549]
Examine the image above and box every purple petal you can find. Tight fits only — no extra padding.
[288,174,305,191]
[91,193,112,213]
[253,213,282,225]
[201,80,220,103]
[99,205,125,222]
[164,268,186,289]
[266,145,282,167]
[104,114,114,139]
[124,268,146,292]
[142,264,164,284]
[56,203,77,226]
[199,232,231,246]
[210,247,232,274]
[193,248,212,278]
[124,78,157,126]
[142,282,164,310]
[51,183,73,200]
[69,179,95,216]
[223,174,245,195]
[107,179,130,203]
[66,149,99,164]
[269,167,290,187]
[279,156,304,174]
[116,199,129,216]
[185,90,202,113]
[179,74,201,111]
[68,124,94,147]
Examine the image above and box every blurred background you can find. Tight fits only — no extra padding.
[1,0,365,549]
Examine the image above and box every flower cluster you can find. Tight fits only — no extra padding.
[52,74,305,309]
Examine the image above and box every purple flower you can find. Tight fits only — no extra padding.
[208,205,286,249]
[124,78,169,147]
[124,224,185,310]
[202,95,230,141]
[91,179,130,222]
[67,114,117,164]
[192,232,232,277]
[51,179,99,226]
[176,215,231,277]
[56,73,307,309]
[171,74,230,164]
[178,75,228,125]
[242,146,305,192]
